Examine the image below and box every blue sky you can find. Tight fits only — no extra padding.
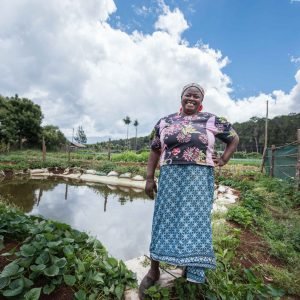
[0,0,299,140]
[111,0,300,98]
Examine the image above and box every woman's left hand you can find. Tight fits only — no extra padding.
[212,153,227,167]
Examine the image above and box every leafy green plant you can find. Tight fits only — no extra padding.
[227,206,253,227]
[0,202,136,299]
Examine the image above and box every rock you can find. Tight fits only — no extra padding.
[212,203,228,213]
[107,171,119,177]
[132,175,144,181]
[218,185,226,193]
[62,168,70,175]
[96,171,107,176]
[85,169,97,175]
[0,170,5,177]
[119,172,132,178]
[30,169,47,174]
[119,187,130,193]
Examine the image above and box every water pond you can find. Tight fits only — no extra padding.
[0,177,154,261]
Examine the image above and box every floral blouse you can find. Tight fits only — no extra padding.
[150,112,237,167]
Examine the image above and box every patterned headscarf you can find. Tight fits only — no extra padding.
[180,83,205,112]
[181,83,205,100]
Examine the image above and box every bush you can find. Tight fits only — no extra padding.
[227,206,253,227]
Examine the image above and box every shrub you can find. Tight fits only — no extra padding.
[227,206,253,227]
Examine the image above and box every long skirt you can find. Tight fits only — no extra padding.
[150,164,216,283]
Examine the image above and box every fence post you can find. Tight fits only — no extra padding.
[296,129,300,190]
[108,138,111,161]
[270,145,276,177]
[42,136,46,162]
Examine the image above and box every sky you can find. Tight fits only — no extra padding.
[0,0,299,142]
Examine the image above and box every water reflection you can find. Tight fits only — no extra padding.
[0,178,154,260]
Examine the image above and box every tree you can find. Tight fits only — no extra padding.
[42,125,67,150]
[133,119,139,151]
[74,126,87,144]
[2,95,43,149]
[123,116,131,149]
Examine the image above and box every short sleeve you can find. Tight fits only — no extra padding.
[214,116,237,144]
[150,120,162,150]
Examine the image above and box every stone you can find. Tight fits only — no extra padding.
[132,175,144,181]
[107,171,119,177]
[218,185,226,193]
[119,172,132,178]
[85,169,97,175]
[30,169,47,174]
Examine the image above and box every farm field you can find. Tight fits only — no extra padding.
[0,151,299,299]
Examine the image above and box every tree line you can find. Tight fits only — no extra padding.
[0,95,67,151]
[95,113,300,153]
[1,94,298,153]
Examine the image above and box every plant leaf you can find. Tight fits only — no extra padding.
[20,244,36,257]
[0,262,20,277]
[63,274,76,286]
[44,265,59,277]
[75,289,87,300]
[30,264,46,272]
[0,235,4,251]
[115,284,124,300]
[43,284,56,295]
[0,277,10,289]
[56,258,67,268]
[24,287,42,300]
[35,252,49,265]
[2,278,24,297]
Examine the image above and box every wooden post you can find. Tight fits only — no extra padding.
[68,144,71,164]
[42,136,46,162]
[261,100,269,172]
[65,183,68,200]
[296,129,300,190]
[108,138,111,161]
[270,145,276,177]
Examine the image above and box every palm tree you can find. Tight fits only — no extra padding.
[133,119,139,151]
[123,116,131,149]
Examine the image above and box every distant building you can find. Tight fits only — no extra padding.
[69,141,86,149]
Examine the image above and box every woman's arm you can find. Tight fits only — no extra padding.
[213,135,239,167]
[145,149,161,199]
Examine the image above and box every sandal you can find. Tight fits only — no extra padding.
[138,275,157,300]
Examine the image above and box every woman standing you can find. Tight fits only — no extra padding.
[139,83,239,299]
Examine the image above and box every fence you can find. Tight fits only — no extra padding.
[264,129,300,187]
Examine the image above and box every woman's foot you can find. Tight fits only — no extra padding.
[138,270,160,300]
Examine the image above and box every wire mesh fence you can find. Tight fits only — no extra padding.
[264,140,298,181]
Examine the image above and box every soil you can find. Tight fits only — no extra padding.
[231,222,284,278]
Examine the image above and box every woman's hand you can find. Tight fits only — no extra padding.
[145,178,157,199]
[212,153,227,167]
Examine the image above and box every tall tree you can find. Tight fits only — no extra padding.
[7,95,43,149]
[123,116,131,149]
[74,126,87,144]
[133,119,139,151]
[42,125,67,150]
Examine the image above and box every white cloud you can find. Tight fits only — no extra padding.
[154,2,189,41]
[291,55,300,64]
[0,0,299,141]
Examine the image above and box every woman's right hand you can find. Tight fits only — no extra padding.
[145,178,157,199]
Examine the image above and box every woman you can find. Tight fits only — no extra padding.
[139,83,239,299]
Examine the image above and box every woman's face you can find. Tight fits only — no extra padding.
[181,87,203,115]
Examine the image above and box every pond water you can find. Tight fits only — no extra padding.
[0,178,154,261]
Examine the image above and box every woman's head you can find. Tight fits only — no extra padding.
[181,83,205,116]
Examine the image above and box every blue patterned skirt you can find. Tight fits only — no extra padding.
[150,164,216,283]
